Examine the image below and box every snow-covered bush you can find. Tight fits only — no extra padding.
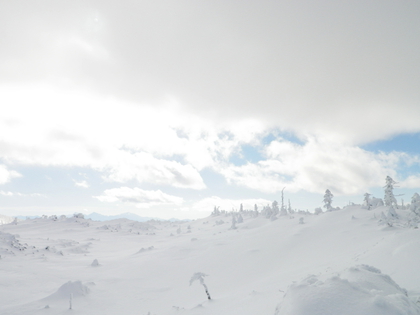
[370,197,384,209]
[91,259,100,267]
[262,204,273,219]
[190,272,211,300]
[0,232,27,251]
[73,213,85,219]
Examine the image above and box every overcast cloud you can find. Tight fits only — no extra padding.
[1,1,419,218]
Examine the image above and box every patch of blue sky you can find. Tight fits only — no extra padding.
[362,133,420,155]
[362,133,420,179]
[397,164,420,179]
[230,129,306,166]
[261,133,276,145]
[262,129,305,146]
[196,168,229,196]
[229,144,264,166]
[2,166,104,206]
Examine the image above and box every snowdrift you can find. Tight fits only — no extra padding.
[43,280,90,300]
[276,265,419,315]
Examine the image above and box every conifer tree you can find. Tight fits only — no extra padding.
[384,176,398,209]
[323,189,334,211]
[363,193,372,210]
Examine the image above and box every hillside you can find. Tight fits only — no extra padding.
[0,206,419,315]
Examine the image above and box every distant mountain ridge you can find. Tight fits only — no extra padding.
[85,212,185,222]
[4,212,186,223]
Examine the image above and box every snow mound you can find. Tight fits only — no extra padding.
[0,214,15,225]
[44,281,90,300]
[0,231,28,252]
[276,265,420,315]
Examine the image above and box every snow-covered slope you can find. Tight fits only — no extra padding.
[0,206,419,315]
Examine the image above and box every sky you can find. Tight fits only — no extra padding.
[1,0,420,219]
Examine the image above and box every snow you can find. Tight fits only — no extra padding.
[0,214,15,225]
[0,206,419,314]
[44,280,90,300]
[276,265,419,315]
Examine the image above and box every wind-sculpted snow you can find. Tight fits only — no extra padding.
[0,231,28,252]
[0,206,419,314]
[44,281,90,300]
[275,265,420,315]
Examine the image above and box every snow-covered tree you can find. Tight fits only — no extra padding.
[314,207,323,215]
[211,206,220,216]
[271,200,279,220]
[410,193,420,215]
[190,272,211,300]
[262,204,273,219]
[287,199,294,215]
[279,188,288,216]
[384,176,398,209]
[363,193,372,210]
[323,189,334,211]
[230,214,237,230]
[69,293,73,310]
[239,203,244,212]
[272,201,279,215]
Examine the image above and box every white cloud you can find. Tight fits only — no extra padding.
[0,165,21,185]
[1,84,419,200]
[399,176,420,189]
[0,190,44,197]
[94,187,183,208]
[73,180,89,188]
[103,151,206,190]
[0,85,267,189]
[219,139,404,195]
[2,1,420,147]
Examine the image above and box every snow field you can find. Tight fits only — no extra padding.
[0,206,419,314]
